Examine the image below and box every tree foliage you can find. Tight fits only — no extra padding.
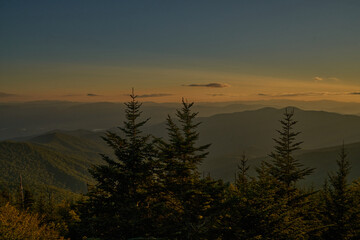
[267,108,314,188]
[322,144,360,239]
[78,90,159,239]
[0,203,64,240]
[155,99,227,239]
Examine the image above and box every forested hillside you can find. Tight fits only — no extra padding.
[0,139,101,196]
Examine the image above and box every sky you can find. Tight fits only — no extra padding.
[1,0,360,103]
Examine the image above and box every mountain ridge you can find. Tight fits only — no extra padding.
[1,106,360,196]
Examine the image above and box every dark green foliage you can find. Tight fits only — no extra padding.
[79,91,160,239]
[224,161,320,240]
[159,100,210,174]
[235,152,250,191]
[155,99,223,239]
[267,108,314,188]
[226,109,320,240]
[321,144,360,239]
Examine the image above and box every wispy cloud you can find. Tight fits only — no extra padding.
[87,93,100,97]
[314,77,323,82]
[184,83,230,88]
[313,76,340,82]
[280,93,325,97]
[208,93,225,97]
[138,93,173,98]
[0,92,17,98]
[259,91,359,98]
[259,92,334,97]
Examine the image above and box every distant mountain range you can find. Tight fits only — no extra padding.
[1,106,360,196]
[0,101,262,140]
[145,107,360,179]
[190,107,360,183]
[207,142,360,184]
[2,99,360,140]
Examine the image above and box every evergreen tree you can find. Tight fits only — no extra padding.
[240,108,319,239]
[156,99,217,239]
[159,99,210,176]
[225,162,314,240]
[322,144,360,240]
[79,90,159,239]
[235,152,250,191]
[267,108,314,188]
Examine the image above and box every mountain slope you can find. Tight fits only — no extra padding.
[28,130,110,158]
[147,107,360,173]
[2,107,360,196]
[2,99,360,140]
[0,139,103,197]
[297,142,360,185]
[200,107,360,151]
[205,141,360,184]
[0,101,264,140]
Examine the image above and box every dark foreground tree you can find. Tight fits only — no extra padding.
[77,90,159,240]
[267,108,314,188]
[156,99,226,239]
[322,144,360,240]
[223,160,322,240]
[239,108,319,239]
[235,152,250,192]
[67,102,360,239]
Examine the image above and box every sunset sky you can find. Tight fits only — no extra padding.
[1,0,360,102]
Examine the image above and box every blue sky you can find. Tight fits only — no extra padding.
[1,0,360,102]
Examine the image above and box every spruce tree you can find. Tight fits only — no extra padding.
[267,107,314,188]
[235,152,250,191]
[322,144,359,240]
[157,99,215,239]
[226,161,312,240]
[79,90,159,239]
[251,108,318,239]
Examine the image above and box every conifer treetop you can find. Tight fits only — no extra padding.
[267,107,314,188]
